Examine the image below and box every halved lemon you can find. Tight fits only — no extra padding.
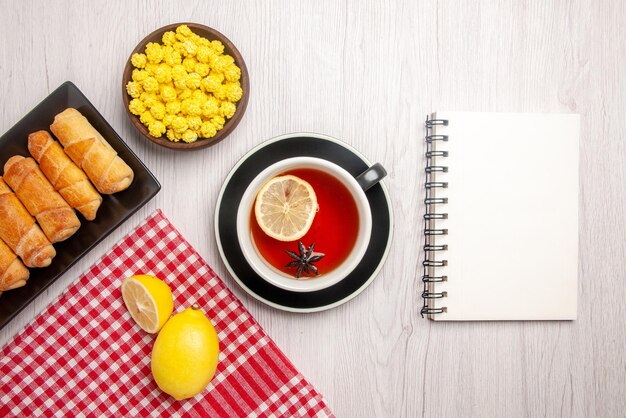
[254,175,318,242]
[121,275,174,334]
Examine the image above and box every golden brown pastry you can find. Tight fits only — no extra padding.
[28,130,102,221]
[0,177,56,267]
[50,108,134,194]
[0,237,29,291]
[4,156,80,243]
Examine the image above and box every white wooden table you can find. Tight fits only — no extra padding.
[1,1,624,416]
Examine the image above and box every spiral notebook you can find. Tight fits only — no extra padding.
[421,112,579,321]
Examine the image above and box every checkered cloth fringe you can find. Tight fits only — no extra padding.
[0,210,333,417]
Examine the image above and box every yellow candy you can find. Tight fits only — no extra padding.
[171,64,187,80]
[181,98,202,116]
[143,77,159,93]
[140,111,155,125]
[182,57,197,73]
[142,93,159,108]
[180,99,192,115]
[224,83,243,102]
[128,99,146,115]
[192,90,207,102]
[145,42,163,64]
[181,40,198,57]
[131,53,147,69]
[173,41,187,56]
[189,33,202,45]
[200,77,211,93]
[195,63,210,77]
[166,129,178,142]
[182,129,198,143]
[163,114,176,127]
[126,81,143,99]
[176,24,193,38]
[163,49,182,66]
[223,65,241,82]
[211,115,225,130]
[154,64,172,84]
[177,89,192,100]
[202,72,223,93]
[173,76,188,90]
[166,101,182,115]
[211,71,225,83]
[212,55,234,73]
[150,102,166,120]
[127,24,243,141]
[189,106,203,117]
[186,73,202,90]
[195,45,213,64]
[171,116,188,133]
[187,116,203,131]
[202,96,220,118]
[162,31,177,46]
[213,85,227,101]
[162,45,174,56]
[132,69,149,82]
[148,121,167,138]
[220,101,236,119]
[200,121,217,138]
[160,85,177,102]
[210,40,225,54]
[144,63,158,75]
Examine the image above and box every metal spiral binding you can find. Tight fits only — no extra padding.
[421,117,449,317]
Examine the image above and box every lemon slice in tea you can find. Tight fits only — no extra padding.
[254,175,318,242]
[121,275,174,334]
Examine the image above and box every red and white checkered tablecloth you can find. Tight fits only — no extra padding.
[0,210,334,417]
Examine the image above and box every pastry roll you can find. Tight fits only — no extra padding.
[4,156,81,243]
[50,108,134,194]
[0,177,56,267]
[0,237,29,291]
[28,130,102,221]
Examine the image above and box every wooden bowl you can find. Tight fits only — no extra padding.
[122,23,249,150]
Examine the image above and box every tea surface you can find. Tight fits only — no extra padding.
[250,168,359,278]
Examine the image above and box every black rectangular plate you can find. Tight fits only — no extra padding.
[0,81,161,330]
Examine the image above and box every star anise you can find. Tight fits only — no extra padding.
[285,241,325,278]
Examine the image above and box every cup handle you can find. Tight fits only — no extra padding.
[356,163,387,192]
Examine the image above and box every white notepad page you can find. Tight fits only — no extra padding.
[428,112,579,320]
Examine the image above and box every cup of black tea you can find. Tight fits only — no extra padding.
[237,157,386,292]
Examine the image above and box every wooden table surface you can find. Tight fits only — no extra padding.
[1,1,624,417]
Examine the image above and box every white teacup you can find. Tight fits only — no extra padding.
[236,157,386,292]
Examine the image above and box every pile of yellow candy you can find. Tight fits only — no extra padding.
[126,25,243,143]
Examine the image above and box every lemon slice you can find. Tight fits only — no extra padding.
[254,175,318,242]
[121,275,174,334]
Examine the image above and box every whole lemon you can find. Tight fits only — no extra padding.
[151,305,220,400]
